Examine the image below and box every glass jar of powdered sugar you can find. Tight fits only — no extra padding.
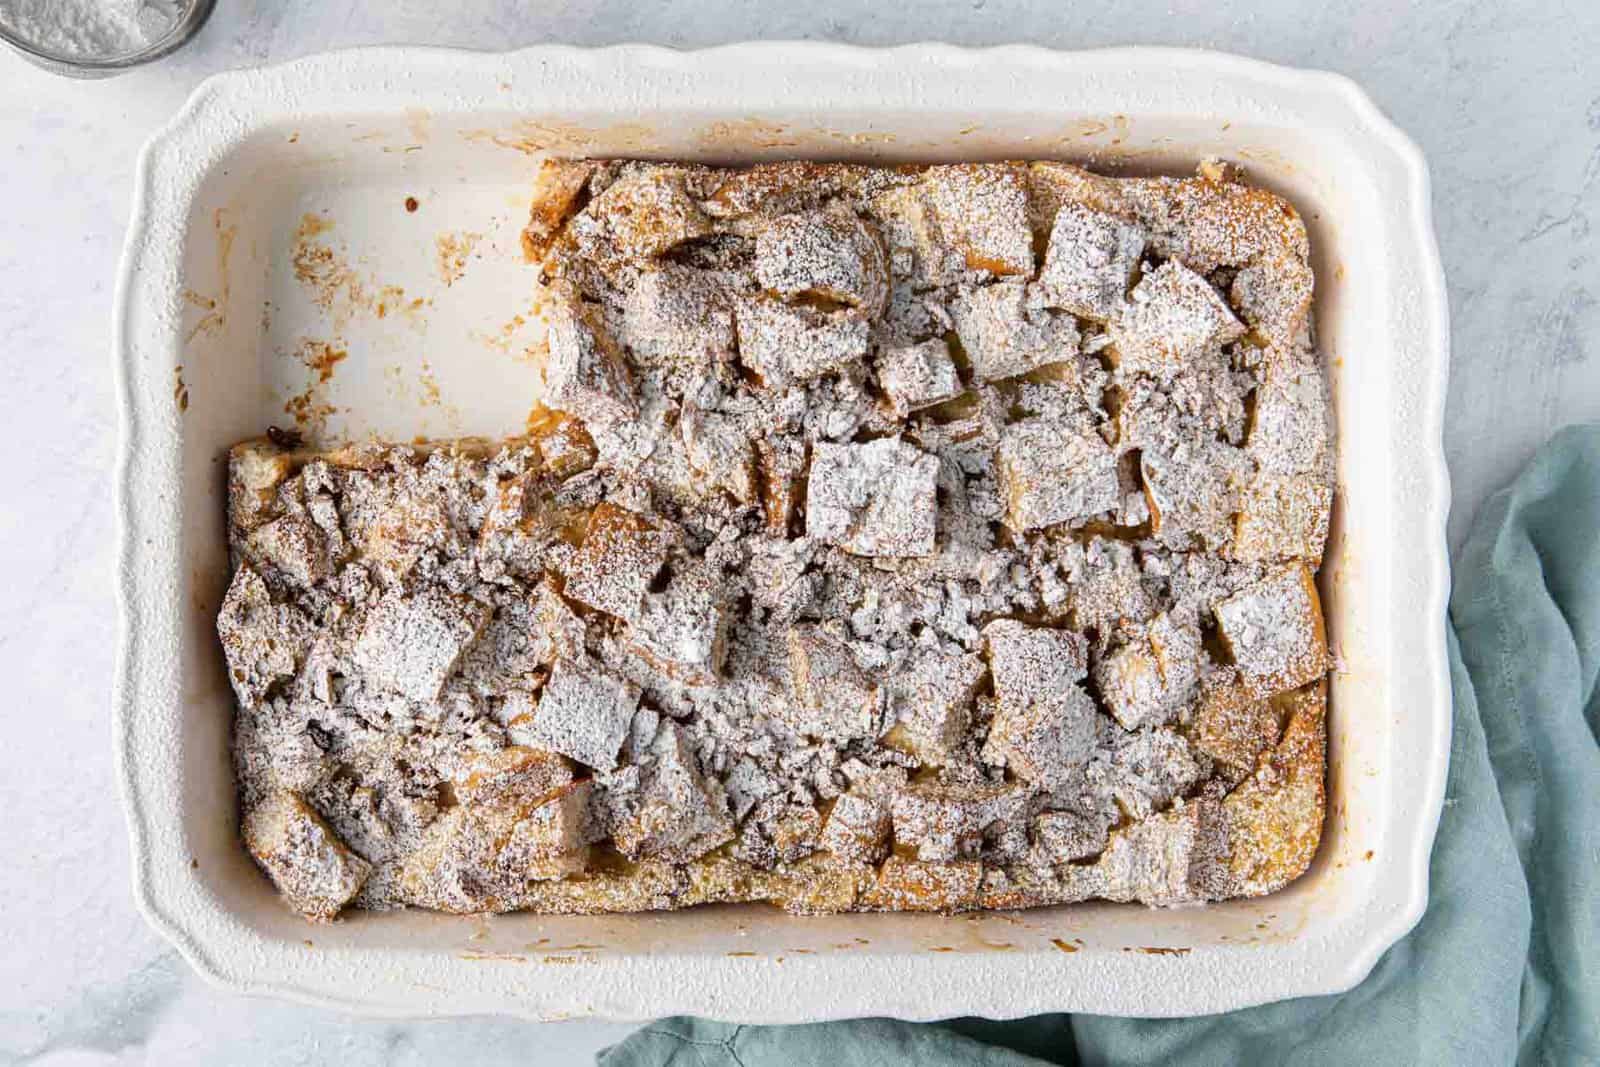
[0,0,213,77]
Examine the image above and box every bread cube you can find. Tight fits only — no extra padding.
[770,805,824,864]
[997,418,1119,531]
[1122,170,1313,349]
[1224,680,1326,896]
[361,489,458,585]
[1151,608,1204,692]
[1100,727,1204,819]
[1232,473,1333,563]
[980,861,1103,910]
[702,159,854,218]
[522,158,596,262]
[1060,537,1155,633]
[1141,438,1251,551]
[217,565,312,709]
[1213,563,1327,695]
[1025,162,1137,241]
[1111,372,1185,452]
[755,210,889,315]
[243,790,372,922]
[532,409,598,478]
[1036,201,1147,322]
[744,533,817,622]
[889,780,1028,862]
[452,746,575,806]
[533,575,586,649]
[401,783,595,911]
[523,657,640,772]
[1033,806,1116,864]
[983,619,1089,698]
[543,282,638,429]
[922,163,1034,276]
[581,167,711,262]
[859,855,982,912]
[626,563,729,685]
[951,280,1079,382]
[612,721,735,864]
[621,264,736,386]
[768,856,873,916]
[725,758,781,821]
[805,438,938,558]
[1231,254,1314,352]
[228,440,298,532]
[1112,261,1244,379]
[784,624,883,742]
[885,649,985,764]
[502,781,595,870]
[876,338,962,416]
[868,181,970,290]
[980,620,1096,787]
[455,579,585,696]
[1093,634,1164,730]
[479,468,540,538]
[1097,797,1231,906]
[1092,611,1202,730]
[1192,676,1280,772]
[353,587,489,702]
[735,295,869,387]
[562,502,674,621]
[495,687,542,745]
[821,792,892,863]
[679,403,756,504]
[983,684,1098,789]
[838,759,911,800]
[1247,367,1330,477]
[246,513,330,588]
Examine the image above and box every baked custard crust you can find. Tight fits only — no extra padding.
[222,159,1332,921]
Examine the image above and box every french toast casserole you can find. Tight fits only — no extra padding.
[220,158,1333,922]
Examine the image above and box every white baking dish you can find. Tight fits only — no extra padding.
[114,43,1451,1021]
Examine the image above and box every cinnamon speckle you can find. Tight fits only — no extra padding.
[282,385,337,437]
[436,231,483,287]
[296,340,348,384]
[461,952,529,963]
[418,360,442,407]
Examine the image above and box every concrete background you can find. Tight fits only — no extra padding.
[1,1,1595,1062]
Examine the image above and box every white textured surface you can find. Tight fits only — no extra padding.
[2,5,1596,1064]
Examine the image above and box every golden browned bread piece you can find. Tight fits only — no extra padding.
[225,157,1333,922]
[1223,680,1328,897]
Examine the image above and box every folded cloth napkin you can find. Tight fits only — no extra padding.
[600,426,1600,1067]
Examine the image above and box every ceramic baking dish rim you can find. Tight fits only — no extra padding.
[113,42,1452,1021]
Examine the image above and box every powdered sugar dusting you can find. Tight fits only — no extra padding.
[220,159,1335,921]
[0,0,163,60]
